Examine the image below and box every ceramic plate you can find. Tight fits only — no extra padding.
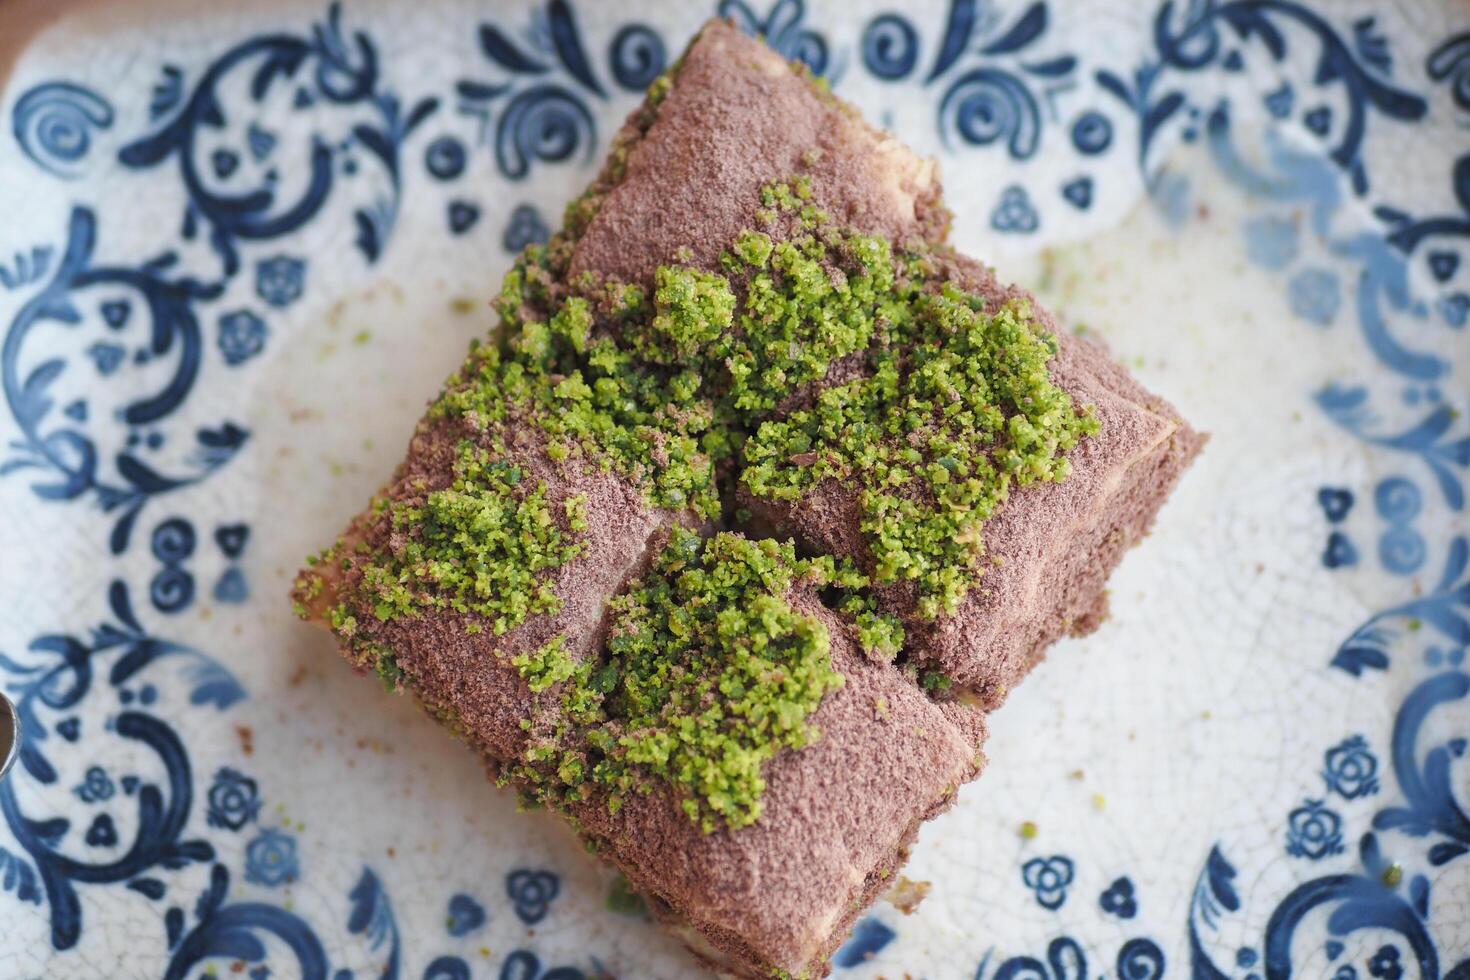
[2,1,1469,977]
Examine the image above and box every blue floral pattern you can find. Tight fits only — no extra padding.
[1323,736,1380,800]
[255,255,306,308]
[205,767,260,830]
[1286,799,1346,860]
[1099,876,1138,919]
[218,310,268,366]
[507,868,560,925]
[2,0,1468,977]
[446,892,487,937]
[1022,855,1074,910]
[244,827,300,887]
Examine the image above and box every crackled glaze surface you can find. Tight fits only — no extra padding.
[1,1,1468,977]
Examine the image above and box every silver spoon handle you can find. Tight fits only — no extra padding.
[0,691,19,782]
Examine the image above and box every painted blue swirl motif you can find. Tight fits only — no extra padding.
[1,207,249,553]
[975,935,1165,979]
[457,2,663,181]
[117,3,437,274]
[609,25,667,91]
[1428,33,1470,113]
[11,82,115,178]
[1317,389,1469,512]
[861,1,1077,162]
[0,580,244,949]
[1093,1,1469,399]
[1330,536,1470,677]
[0,579,598,973]
[1187,582,1470,977]
[721,0,828,76]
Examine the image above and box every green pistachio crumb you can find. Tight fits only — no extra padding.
[1019,820,1038,839]
[375,652,402,692]
[920,670,953,694]
[506,530,844,832]
[605,873,648,917]
[353,442,586,632]
[743,294,1096,617]
[304,168,1098,833]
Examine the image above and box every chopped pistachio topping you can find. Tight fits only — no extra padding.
[508,530,846,832]
[353,441,587,633]
[306,166,1096,830]
[742,291,1097,618]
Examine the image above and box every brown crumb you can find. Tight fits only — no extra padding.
[883,875,931,915]
[235,725,254,757]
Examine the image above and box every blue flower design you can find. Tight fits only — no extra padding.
[1335,966,1359,980]
[218,310,268,366]
[1244,215,1299,269]
[1071,111,1113,155]
[244,828,299,887]
[425,135,468,181]
[255,256,306,308]
[1321,735,1380,800]
[1317,486,1354,523]
[1287,268,1341,326]
[1061,177,1093,210]
[1021,855,1073,910]
[498,949,586,980]
[1264,83,1294,118]
[721,0,827,75]
[1379,526,1426,575]
[11,81,114,179]
[1374,477,1422,523]
[861,15,918,81]
[84,814,117,848]
[206,767,261,831]
[426,957,472,980]
[503,204,549,253]
[446,892,486,936]
[151,518,196,563]
[86,341,125,376]
[990,186,1039,234]
[1368,944,1402,980]
[1438,291,1469,327]
[609,26,667,91]
[1285,799,1344,860]
[506,869,560,924]
[1323,529,1358,569]
[449,200,481,235]
[1098,876,1137,918]
[73,766,114,803]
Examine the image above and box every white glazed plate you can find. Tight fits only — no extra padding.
[1,1,1468,977]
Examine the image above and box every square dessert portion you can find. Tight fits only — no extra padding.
[295,17,1201,980]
